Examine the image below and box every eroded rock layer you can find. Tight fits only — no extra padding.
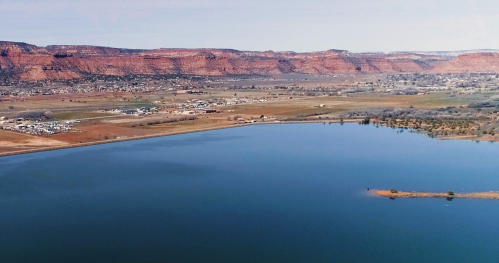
[0,41,497,81]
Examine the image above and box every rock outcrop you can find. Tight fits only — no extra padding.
[0,41,497,81]
[433,53,499,73]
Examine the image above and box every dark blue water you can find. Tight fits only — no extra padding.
[1,123,499,262]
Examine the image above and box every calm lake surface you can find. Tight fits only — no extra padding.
[1,123,499,262]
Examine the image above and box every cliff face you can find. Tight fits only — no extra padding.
[433,53,499,73]
[0,41,497,81]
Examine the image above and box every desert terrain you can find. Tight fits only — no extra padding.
[3,43,499,156]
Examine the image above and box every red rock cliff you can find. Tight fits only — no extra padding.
[433,53,499,73]
[1,41,494,81]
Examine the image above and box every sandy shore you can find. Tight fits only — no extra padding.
[374,190,499,199]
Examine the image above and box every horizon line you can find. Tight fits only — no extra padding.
[1,40,499,55]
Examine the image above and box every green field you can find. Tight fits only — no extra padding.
[52,111,115,121]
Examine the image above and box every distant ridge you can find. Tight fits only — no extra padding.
[392,49,499,57]
[1,41,499,81]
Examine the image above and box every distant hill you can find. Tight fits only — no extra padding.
[0,41,498,81]
[393,49,499,58]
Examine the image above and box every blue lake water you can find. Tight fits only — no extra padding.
[1,123,499,262]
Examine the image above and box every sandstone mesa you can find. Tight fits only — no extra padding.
[1,41,499,81]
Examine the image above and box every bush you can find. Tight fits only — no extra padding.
[19,111,44,119]
[44,111,54,119]
[390,188,398,194]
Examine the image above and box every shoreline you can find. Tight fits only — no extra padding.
[0,123,252,158]
[374,190,499,200]
[0,119,362,158]
[1,117,494,158]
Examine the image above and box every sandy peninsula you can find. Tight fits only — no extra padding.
[374,190,499,200]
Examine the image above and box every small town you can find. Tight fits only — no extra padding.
[1,116,78,135]
[3,73,499,99]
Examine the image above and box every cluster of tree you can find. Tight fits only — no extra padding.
[345,107,480,121]
[131,116,197,127]
[385,73,499,89]
[343,107,498,138]
[390,88,420,95]
[227,115,243,121]
[18,111,53,121]
[468,98,499,108]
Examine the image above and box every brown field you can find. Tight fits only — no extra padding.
[0,129,68,153]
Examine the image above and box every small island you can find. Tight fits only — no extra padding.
[374,189,499,200]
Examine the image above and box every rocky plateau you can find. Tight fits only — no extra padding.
[1,41,498,81]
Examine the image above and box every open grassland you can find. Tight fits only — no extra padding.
[52,111,115,121]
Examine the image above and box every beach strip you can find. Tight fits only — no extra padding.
[374,190,499,199]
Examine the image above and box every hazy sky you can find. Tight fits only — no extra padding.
[1,0,499,52]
